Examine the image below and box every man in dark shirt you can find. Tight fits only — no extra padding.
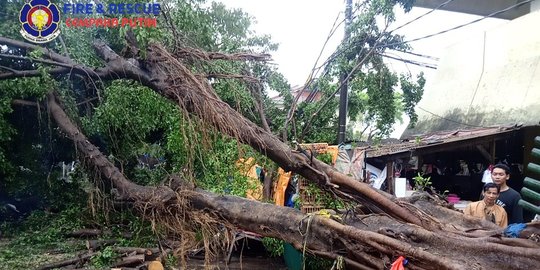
[491,163,523,224]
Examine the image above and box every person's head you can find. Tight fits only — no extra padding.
[482,182,500,205]
[491,163,510,186]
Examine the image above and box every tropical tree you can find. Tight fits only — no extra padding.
[0,1,539,270]
[282,0,425,143]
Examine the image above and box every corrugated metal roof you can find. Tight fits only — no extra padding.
[366,126,520,158]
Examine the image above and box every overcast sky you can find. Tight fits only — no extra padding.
[219,0,505,86]
[217,0,507,136]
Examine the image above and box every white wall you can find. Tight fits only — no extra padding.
[403,10,540,138]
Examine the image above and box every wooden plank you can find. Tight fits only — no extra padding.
[386,161,394,195]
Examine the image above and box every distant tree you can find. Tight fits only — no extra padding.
[282,0,425,143]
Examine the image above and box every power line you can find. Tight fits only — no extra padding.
[313,0,530,77]
[388,49,440,61]
[379,0,535,49]
[389,0,456,33]
[381,53,437,69]
[312,0,456,71]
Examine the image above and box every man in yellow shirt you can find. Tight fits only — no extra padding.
[464,183,508,227]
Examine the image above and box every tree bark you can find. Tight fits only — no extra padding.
[111,254,145,267]
[44,92,540,270]
[91,41,423,226]
[2,35,540,269]
[262,167,276,201]
[86,239,118,251]
[36,252,94,270]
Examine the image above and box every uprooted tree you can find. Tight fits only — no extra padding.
[1,0,540,269]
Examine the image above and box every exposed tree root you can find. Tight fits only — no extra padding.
[1,35,539,269]
[45,91,540,269]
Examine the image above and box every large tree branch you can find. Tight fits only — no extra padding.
[0,37,116,82]
[175,47,272,62]
[46,91,173,203]
[0,30,534,268]
[40,89,382,269]
[0,37,75,64]
[0,35,434,227]
[89,41,425,226]
[43,95,540,270]
[11,99,38,107]
[0,53,77,68]
[0,67,69,80]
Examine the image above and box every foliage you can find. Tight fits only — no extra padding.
[90,246,119,269]
[302,181,348,210]
[111,209,158,247]
[0,206,88,270]
[0,203,160,269]
[317,152,333,165]
[0,0,426,267]
[400,72,426,126]
[305,255,335,270]
[262,237,285,257]
[413,172,432,191]
[163,253,179,268]
[0,240,82,270]
[295,153,350,210]
[284,0,425,143]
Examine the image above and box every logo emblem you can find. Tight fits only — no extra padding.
[19,0,61,43]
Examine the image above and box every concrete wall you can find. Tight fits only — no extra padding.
[403,10,540,138]
[414,0,531,20]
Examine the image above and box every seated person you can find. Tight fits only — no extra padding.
[464,183,508,227]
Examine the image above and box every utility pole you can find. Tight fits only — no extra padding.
[337,0,353,144]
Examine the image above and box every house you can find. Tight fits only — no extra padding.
[367,4,540,218]
[269,85,323,110]
[290,85,323,103]
[403,7,540,138]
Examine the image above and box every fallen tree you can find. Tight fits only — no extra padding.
[2,35,540,269]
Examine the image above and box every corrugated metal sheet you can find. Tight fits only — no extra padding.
[366,126,519,158]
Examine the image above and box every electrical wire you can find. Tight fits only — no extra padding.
[381,53,438,69]
[378,0,535,49]
[311,0,455,72]
[310,0,529,85]
[389,0,457,33]
[388,49,440,61]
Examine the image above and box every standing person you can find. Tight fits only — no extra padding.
[464,183,508,227]
[491,163,524,224]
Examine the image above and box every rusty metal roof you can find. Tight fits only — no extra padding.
[365,126,521,158]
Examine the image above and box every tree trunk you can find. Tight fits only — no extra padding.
[86,239,118,251]
[111,254,145,267]
[92,41,423,226]
[263,166,277,201]
[45,92,540,270]
[36,252,94,270]
[1,35,539,269]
